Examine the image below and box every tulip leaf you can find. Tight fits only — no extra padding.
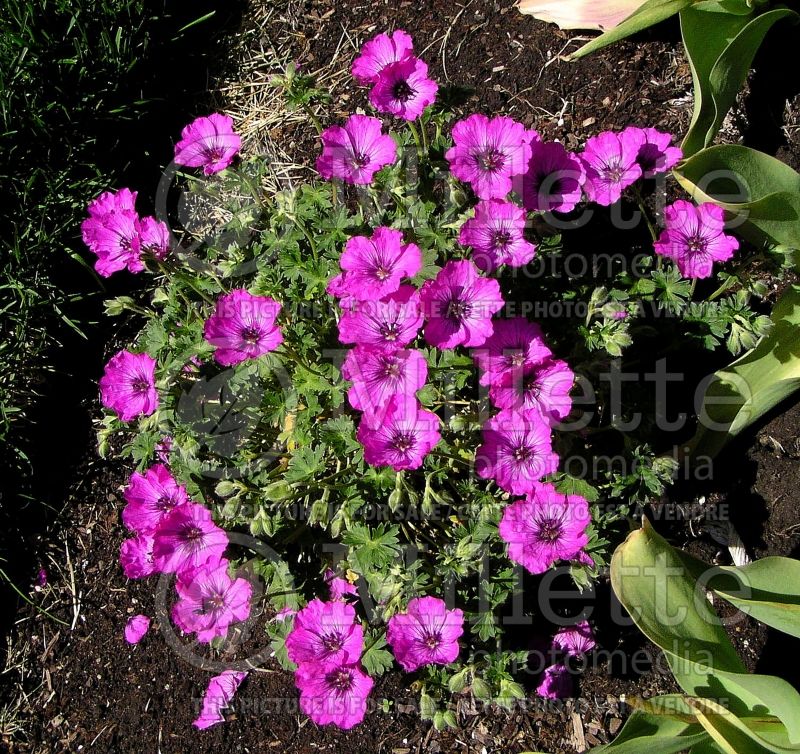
[568,0,693,60]
[687,284,800,458]
[680,7,798,157]
[674,144,800,249]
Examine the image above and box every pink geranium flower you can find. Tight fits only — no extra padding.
[488,358,574,423]
[536,663,572,699]
[203,289,283,366]
[124,614,151,645]
[172,558,252,643]
[553,621,596,657]
[445,114,532,199]
[458,199,537,273]
[472,317,552,387]
[193,670,248,729]
[285,598,364,668]
[475,410,559,495]
[155,435,173,464]
[653,200,738,279]
[386,596,464,671]
[352,29,414,84]
[119,534,156,579]
[122,463,190,535]
[174,114,241,175]
[337,285,423,349]
[369,57,438,121]
[341,346,428,415]
[325,569,359,601]
[420,260,504,349]
[99,350,159,422]
[336,226,422,302]
[134,216,170,260]
[152,503,229,573]
[580,130,644,206]
[498,482,591,574]
[623,126,682,178]
[81,188,142,277]
[357,394,441,471]
[521,141,586,213]
[316,114,397,185]
[295,662,373,730]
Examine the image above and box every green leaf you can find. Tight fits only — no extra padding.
[674,145,800,249]
[360,633,395,676]
[568,0,693,60]
[680,7,797,156]
[687,285,800,458]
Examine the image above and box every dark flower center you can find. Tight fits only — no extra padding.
[384,360,401,378]
[380,322,400,342]
[184,525,204,542]
[478,148,506,173]
[132,377,151,393]
[507,351,526,368]
[374,265,391,281]
[205,591,226,611]
[447,299,471,321]
[392,80,415,102]
[157,495,175,512]
[422,630,442,650]
[512,445,532,463]
[523,375,541,396]
[204,146,225,162]
[241,326,262,345]
[353,151,372,168]
[686,235,706,255]
[538,517,564,543]
[322,634,344,652]
[330,669,354,691]
[392,432,416,453]
[491,230,513,250]
[604,161,623,183]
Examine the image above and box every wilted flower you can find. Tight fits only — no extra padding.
[386,596,464,671]
[623,126,682,178]
[122,463,190,535]
[152,503,229,573]
[285,598,364,668]
[521,141,586,213]
[475,410,558,495]
[653,200,738,279]
[420,260,504,349]
[325,569,359,601]
[337,285,423,349]
[193,670,248,729]
[336,226,422,302]
[357,393,441,470]
[517,0,646,31]
[99,350,159,422]
[580,130,644,206]
[316,114,397,185]
[458,199,537,272]
[369,57,438,121]
[119,534,156,579]
[174,114,241,175]
[446,114,533,199]
[536,663,572,699]
[295,662,373,730]
[472,317,552,387]
[124,614,151,645]
[498,482,591,574]
[488,358,574,424]
[155,435,173,464]
[203,289,283,366]
[172,558,252,643]
[351,29,414,84]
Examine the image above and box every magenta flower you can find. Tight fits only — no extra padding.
[623,126,682,178]
[580,130,644,206]
[352,29,414,84]
[386,596,464,672]
[122,463,190,535]
[285,598,364,668]
[472,317,552,387]
[537,663,572,699]
[275,606,297,622]
[155,435,173,464]
[357,394,441,471]
[445,114,532,200]
[99,350,159,422]
[420,260,504,349]
[521,141,586,213]
[152,503,228,573]
[337,285,423,349]
[488,358,574,424]
[174,114,241,175]
[124,614,151,645]
[337,226,422,302]
[498,482,591,574]
[119,534,155,579]
[81,189,141,277]
[316,114,397,185]
[341,346,428,415]
[553,621,596,657]
[193,670,248,730]
[295,662,373,730]
[458,199,537,273]
[325,569,359,601]
[369,57,438,121]
[134,216,170,260]
[172,558,252,643]
[203,289,283,366]
[83,188,137,230]
[475,410,559,495]
[653,200,738,279]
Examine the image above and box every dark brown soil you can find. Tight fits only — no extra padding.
[5,1,800,753]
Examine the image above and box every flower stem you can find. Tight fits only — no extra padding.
[707,276,737,302]
[302,103,323,136]
[632,185,658,244]
[407,121,424,156]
